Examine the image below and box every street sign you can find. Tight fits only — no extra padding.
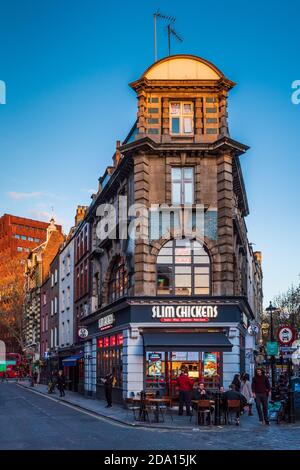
[280,346,297,352]
[78,328,89,339]
[248,324,259,336]
[278,326,295,345]
[266,341,279,356]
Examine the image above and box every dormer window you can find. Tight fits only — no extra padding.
[170,102,194,136]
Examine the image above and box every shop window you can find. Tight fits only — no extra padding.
[108,256,128,303]
[97,333,123,388]
[171,167,194,205]
[170,102,194,136]
[156,239,211,295]
[146,351,221,397]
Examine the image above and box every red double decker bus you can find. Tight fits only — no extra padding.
[0,353,22,378]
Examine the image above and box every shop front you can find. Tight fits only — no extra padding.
[144,330,232,396]
[83,296,255,402]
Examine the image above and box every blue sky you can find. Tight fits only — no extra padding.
[0,0,299,304]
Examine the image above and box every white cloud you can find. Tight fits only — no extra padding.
[8,191,43,200]
[7,191,65,201]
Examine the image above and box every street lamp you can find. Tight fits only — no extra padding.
[265,301,277,391]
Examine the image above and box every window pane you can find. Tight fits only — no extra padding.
[183,117,193,134]
[183,168,193,179]
[175,247,191,256]
[170,103,180,115]
[172,118,180,134]
[195,275,210,288]
[175,256,191,264]
[157,271,172,294]
[171,168,182,181]
[175,274,191,287]
[195,266,210,274]
[183,103,192,114]
[175,239,190,247]
[175,266,191,274]
[158,247,173,256]
[184,182,193,204]
[194,256,209,263]
[157,256,173,264]
[172,182,181,204]
[175,287,192,295]
[195,287,210,295]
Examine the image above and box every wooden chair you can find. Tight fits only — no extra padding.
[227,399,241,425]
[125,398,140,421]
[191,400,213,425]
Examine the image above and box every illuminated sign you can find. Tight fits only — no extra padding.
[98,314,115,331]
[152,305,218,322]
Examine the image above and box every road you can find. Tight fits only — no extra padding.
[0,383,299,450]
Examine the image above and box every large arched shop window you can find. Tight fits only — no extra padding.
[108,256,128,302]
[156,239,211,295]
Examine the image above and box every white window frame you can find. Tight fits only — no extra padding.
[170,101,194,136]
[171,167,194,205]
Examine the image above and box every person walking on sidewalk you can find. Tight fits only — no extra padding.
[241,373,254,416]
[101,372,114,408]
[56,370,66,397]
[252,368,271,425]
[177,368,193,416]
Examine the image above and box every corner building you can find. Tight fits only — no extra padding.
[84,55,263,402]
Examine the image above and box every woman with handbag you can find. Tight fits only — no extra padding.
[241,373,254,416]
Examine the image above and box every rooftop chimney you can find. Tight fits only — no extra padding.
[113,140,122,167]
[254,251,262,264]
[75,206,88,226]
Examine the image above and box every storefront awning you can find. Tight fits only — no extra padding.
[62,353,83,367]
[143,332,232,352]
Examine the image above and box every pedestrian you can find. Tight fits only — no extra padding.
[241,373,254,416]
[232,373,241,392]
[176,368,193,416]
[56,370,66,397]
[1,371,8,383]
[101,372,114,408]
[33,371,38,386]
[251,368,271,425]
[224,383,247,426]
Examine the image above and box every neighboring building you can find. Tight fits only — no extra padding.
[80,55,263,403]
[48,252,60,371]
[61,206,89,393]
[23,219,64,361]
[0,214,49,351]
[40,276,50,362]
[58,221,77,390]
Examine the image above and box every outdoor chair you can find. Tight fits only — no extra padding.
[190,400,213,426]
[125,398,140,421]
[226,399,241,425]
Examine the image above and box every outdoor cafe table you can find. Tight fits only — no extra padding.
[191,400,216,425]
[148,398,172,423]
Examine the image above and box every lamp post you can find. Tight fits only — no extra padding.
[265,301,277,391]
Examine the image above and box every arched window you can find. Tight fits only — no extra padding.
[156,239,210,296]
[108,256,128,302]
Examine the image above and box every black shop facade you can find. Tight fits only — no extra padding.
[82,296,254,403]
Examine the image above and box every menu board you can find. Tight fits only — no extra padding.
[147,353,162,376]
[204,353,218,377]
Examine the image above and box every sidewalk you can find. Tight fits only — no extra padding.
[16,380,286,432]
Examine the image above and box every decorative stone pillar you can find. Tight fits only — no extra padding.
[223,327,240,389]
[215,152,234,295]
[134,152,151,295]
[122,328,144,399]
